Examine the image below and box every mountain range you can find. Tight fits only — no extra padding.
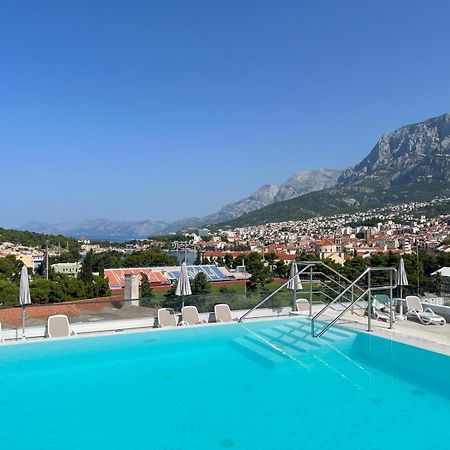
[223,113,450,227]
[22,168,341,240]
[20,113,450,240]
[201,168,341,223]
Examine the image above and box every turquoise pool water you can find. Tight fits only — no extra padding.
[0,318,449,449]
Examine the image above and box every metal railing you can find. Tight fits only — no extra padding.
[237,260,398,338]
[238,260,368,323]
[238,263,315,322]
[298,261,368,315]
[311,267,397,338]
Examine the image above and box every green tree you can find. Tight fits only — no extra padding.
[49,248,82,264]
[59,276,87,300]
[296,253,319,263]
[98,260,105,278]
[0,279,19,306]
[224,254,234,268]
[433,272,444,294]
[79,250,94,283]
[0,255,22,282]
[165,281,178,297]
[274,260,288,278]
[191,272,211,295]
[193,251,202,265]
[90,275,111,298]
[265,252,277,273]
[122,248,177,267]
[91,251,123,271]
[0,227,81,250]
[244,252,272,291]
[29,279,52,303]
[342,256,368,280]
[140,273,154,298]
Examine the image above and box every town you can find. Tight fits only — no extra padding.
[1,197,449,295]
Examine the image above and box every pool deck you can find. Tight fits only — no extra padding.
[320,308,450,356]
[1,305,450,356]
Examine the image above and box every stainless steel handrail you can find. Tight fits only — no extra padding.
[310,288,366,311]
[237,260,397,333]
[313,288,370,338]
[238,263,314,322]
[313,277,359,306]
[311,267,398,337]
[299,261,367,293]
[300,261,368,308]
[313,271,363,294]
[312,268,371,321]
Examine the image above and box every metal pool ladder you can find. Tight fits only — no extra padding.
[310,267,397,338]
[237,260,397,339]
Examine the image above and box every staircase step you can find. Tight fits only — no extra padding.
[273,323,329,346]
[256,330,308,356]
[243,335,291,359]
[230,336,287,368]
[288,321,346,341]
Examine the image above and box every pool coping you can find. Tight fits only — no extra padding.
[320,313,450,357]
[1,308,450,357]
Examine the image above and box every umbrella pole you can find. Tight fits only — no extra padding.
[399,286,403,318]
[293,286,297,311]
[22,305,26,340]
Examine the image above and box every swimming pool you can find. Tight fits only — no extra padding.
[0,317,449,449]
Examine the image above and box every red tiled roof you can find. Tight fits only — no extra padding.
[275,252,296,261]
[104,268,168,288]
[315,238,335,246]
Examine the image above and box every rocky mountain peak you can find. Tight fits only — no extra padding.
[201,168,342,224]
[338,113,450,187]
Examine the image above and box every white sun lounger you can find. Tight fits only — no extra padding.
[370,294,396,322]
[214,304,237,323]
[405,296,446,325]
[180,306,208,326]
[47,315,77,338]
[0,322,3,343]
[290,298,309,315]
[158,308,178,327]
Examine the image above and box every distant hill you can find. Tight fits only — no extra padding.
[201,168,341,224]
[222,113,450,227]
[21,219,170,242]
[0,227,80,249]
[20,168,341,240]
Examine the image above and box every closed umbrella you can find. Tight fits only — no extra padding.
[287,260,302,309]
[175,261,192,308]
[19,265,31,339]
[396,257,409,318]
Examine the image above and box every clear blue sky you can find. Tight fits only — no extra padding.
[1,0,449,227]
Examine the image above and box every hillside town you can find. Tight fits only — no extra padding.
[2,197,449,278]
[197,197,450,265]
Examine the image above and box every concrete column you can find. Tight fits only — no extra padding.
[124,274,140,306]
